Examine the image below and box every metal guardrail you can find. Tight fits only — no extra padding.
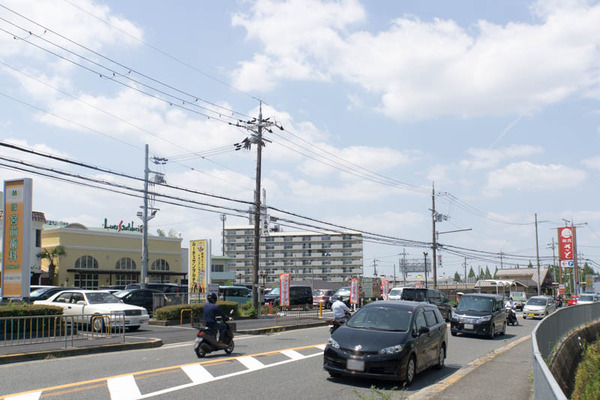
[532,303,600,400]
[0,313,126,349]
[274,309,325,325]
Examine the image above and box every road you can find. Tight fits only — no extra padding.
[0,316,537,400]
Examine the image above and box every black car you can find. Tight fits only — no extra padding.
[114,288,163,315]
[324,300,447,384]
[264,285,313,309]
[125,283,187,293]
[450,293,507,338]
[400,288,452,322]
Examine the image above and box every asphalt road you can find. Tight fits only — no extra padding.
[0,315,538,400]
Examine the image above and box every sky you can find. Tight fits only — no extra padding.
[1,0,599,281]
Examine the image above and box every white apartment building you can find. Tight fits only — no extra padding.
[224,225,363,286]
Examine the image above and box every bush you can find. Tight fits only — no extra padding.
[0,304,63,318]
[572,339,600,400]
[153,301,239,321]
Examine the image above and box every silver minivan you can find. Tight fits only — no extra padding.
[522,295,557,319]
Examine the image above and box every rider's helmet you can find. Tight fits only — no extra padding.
[207,293,217,303]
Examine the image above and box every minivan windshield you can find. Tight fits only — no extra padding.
[527,298,548,306]
[347,306,411,331]
[457,296,493,312]
[400,289,426,302]
[268,287,279,295]
[335,288,350,296]
[579,295,595,302]
[389,288,403,296]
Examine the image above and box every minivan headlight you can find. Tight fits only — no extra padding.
[479,315,492,322]
[451,310,458,320]
[379,344,404,355]
[327,338,340,349]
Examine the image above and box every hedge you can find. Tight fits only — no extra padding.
[0,304,63,318]
[153,301,239,322]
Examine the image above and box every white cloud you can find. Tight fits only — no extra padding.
[232,0,600,120]
[582,156,600,170]
[460,145,544,170]
[484,161,586,196]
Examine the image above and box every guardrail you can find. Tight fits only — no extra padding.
[0,313,126,349]
[532,303,600,399]
[274,308,325,325]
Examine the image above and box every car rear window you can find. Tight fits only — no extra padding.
[401,289,426,301]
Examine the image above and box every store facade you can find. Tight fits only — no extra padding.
[41,222,184,289]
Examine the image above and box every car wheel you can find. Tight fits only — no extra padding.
[328,371,341,378]
[404,355,416,386]
[128,325,140,332]
[91,315,106,332]
[488,324,495,339]
[451,330,457,336]
[434,345,445,370]
[501,322,506,336]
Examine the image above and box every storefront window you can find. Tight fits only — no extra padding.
[116,257,136,270]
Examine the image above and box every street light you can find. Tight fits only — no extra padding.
[423,251,429,289]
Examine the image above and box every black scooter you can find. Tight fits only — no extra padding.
[506,305,518,326]
[328,311,351,334]
[193,315,235,358]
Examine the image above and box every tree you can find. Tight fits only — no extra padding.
[528,261,533,268]
[484,266,492,279]
[468,267,475,279]
[37,245,66,286]
[453,271,462,283]
[582,262,595,278]
[493,267,498,279]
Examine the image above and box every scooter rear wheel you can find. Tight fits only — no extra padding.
[225,340,235,354]
[195,346,206,358]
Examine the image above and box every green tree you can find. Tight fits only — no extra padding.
[528,261,533,268]
[484,266,492,279]
[37,245,66,286]
[582,262,595,278]
[453,271,462,283]
[468,267,475,279]
[493,267,498,279]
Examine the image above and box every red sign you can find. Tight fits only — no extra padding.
[381,280,389,300]
[350,278,359,305]
[279,273,291,307]
[558,227,574,261]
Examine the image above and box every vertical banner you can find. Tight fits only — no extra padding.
[381,280,389,300]
[189,239,208,294]
[350,278,359,305]
[279,273,291,307]
[2,179,32,297]
[558,227,574,261]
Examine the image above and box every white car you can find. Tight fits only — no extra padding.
[522,295,557,319]
[388,287,405,300]
[576,294,599,305]
[34,289,149,331]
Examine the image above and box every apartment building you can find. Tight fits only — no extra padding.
[224,225,363,286]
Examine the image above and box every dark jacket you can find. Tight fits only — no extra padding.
[203,302,229,326]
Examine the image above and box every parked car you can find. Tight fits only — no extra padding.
[34,289,149,331]
[330,287,352,306]
[125,283,187,293]
[23,286,81,304]
[313,289,335,309]
[265,285,313,309]
[323,300,448,384]
[388,287,405,301]
[218,285,252,306]
[450,293,507,338]
[400,288,452,322]
[114,288,163,315]
[576,293,599,305]
[567,295,579,306]
[523,296,557,319]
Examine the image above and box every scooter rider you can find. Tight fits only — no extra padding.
[505,296,515,309]
[203,292,232,345]
[331,299,351,323]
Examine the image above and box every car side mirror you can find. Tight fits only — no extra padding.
[419,326,430,335]
[77,301,85,305]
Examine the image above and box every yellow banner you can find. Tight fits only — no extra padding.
[189,240,208,293]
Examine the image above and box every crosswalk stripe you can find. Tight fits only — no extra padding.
[237,356,265,370]
[181,364,214,384]
[281,350,304,360]
[315,344,326,350]
[107,375,141,400]
[5,392,42,400]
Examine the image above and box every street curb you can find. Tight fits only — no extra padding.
[405,335,531,400]
[0,339,163,365]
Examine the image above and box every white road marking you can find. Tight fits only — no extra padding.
[237,356,265,370]
[181,364,214,384]
[5,392,42,400]
[107,375,142,400]
[281,350,305,360]
[315,344,326,350]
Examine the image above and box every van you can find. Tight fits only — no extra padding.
[400,288,452,321]
[265,285,313,309]
[388,287,405,301]
[218,285,252,306]
[450,293,507,338]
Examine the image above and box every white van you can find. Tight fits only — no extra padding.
[388,287,405,300]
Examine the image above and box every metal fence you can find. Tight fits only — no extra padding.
[273,308,325,326]
[0,313,125,349]
[532,303,600,399]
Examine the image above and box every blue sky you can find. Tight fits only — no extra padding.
[1,0,599,280]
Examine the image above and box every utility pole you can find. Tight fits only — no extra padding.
[573,222,579,295]
[535,213,541,295]
[548,238,557,284]
[401,249,407,286]
[423,252,429,288]
[431,183,437,288]
[220,214,226,256]
[464,257,467,290]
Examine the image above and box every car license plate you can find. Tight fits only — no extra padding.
[347,359,364,371]
[464,323,474,330]
[528,313,534,318]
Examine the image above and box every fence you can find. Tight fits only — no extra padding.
[532,302,600,399]
[273,308,325,326]
[0,313,125,349]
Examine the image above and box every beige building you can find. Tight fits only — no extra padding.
[40,222,185,289]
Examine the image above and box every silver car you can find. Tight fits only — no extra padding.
[522,296,557,319]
